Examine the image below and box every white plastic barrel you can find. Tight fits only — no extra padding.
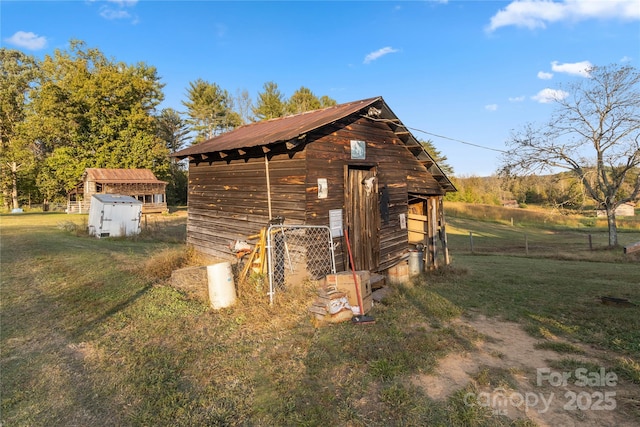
[206,262,237,309]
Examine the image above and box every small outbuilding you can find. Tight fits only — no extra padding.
[173,96,456,276]
[87,194,142,238]
[596,202,636,218]
[68,168,168,214]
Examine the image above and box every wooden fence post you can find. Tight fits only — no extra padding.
[469,232,474,253]
[439,197,451,266]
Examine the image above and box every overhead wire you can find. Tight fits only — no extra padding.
[363,114,508,153]
[405,126,509,154]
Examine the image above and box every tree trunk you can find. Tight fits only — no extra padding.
[606,207,618,247]
[10,161,19,210]
[2,188,10,210]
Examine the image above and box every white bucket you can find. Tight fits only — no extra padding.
[206,262,237,309]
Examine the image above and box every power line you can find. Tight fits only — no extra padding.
[406,126,508,153]
[362,114,508,154]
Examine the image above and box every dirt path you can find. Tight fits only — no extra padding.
[411,314,639,426]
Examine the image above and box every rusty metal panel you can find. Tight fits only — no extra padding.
[174,97,382,157]
[84,168,167,184]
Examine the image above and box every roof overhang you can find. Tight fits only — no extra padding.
[173,96,456,193]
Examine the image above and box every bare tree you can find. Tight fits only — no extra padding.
[234,88,253,124]
[502,64,640,246]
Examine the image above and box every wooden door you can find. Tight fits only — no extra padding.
[345,166,379,271]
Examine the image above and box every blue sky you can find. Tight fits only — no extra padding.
[2,0,639,176]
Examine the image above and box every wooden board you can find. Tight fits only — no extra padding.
[623,241,640,254]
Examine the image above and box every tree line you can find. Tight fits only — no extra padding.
[3,42,637,245]
[446,172,618,209]
[0,41,342,209]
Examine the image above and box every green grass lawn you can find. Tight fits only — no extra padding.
[1,211,638,426]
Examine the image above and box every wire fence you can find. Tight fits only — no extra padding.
[444,227,640,259]
[266,225,336,305]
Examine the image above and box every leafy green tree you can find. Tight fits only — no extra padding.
[156,108,191,153]
[0,48,39,209]
[502,64,639,246]
[24,40,169,201]
[165,164,188,206]
[419,139,454,176]
[286,86,321,115]
[445,175,501,204]
[252,81,286,120]
[36,146,87,203]
[319,95,337,108]
[182,79,241,142]
[155,108,190,205]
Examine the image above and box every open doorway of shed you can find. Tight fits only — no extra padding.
[408,194,450,269]
[408,197,428,246]
[345,165,380,271]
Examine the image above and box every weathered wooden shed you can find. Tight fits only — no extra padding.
[67,168,168,214]
[173,96,456,275]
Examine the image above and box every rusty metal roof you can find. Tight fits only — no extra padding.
[84,168,166,184]
[174,97,382,157]
[173,96,456,192]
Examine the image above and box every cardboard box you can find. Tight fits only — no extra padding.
[326,271,372,308]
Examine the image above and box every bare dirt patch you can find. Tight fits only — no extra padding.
[411,314,640,426]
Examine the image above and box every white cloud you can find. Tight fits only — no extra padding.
[364,47,399,64]
[100,7,131,19]
[486,0,640,32]
[97,0,138,21]
[509,96,525,102]
[214,23,227,38]
[620,55,633,63]
[107,0,138,5]
[4,31,47,50]
[485,104,498,111]
[537,71,553,80]
[551,60,592,77]
[532,88,569,103]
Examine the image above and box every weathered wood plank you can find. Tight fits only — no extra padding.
[623,241,640,254]
[184,113,448,272]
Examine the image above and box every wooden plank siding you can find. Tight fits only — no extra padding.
[186,152,307,260]
[185,114,447,270]
[302,117,436,271]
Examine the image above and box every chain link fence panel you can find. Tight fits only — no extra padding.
[266,225,336,304]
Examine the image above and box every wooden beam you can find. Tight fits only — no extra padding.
[439,196,450,266]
